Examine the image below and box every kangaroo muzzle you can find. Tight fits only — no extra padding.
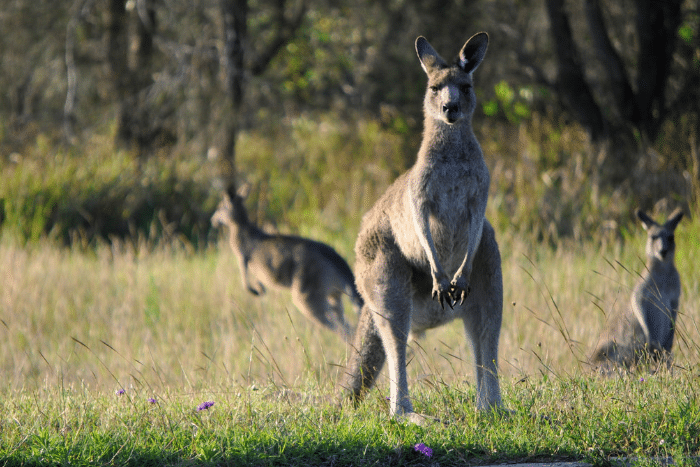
[441,85,462,123]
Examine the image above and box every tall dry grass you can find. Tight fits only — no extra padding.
[2,210,698,397]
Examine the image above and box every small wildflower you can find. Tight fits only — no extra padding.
[197,401,215,411]
[639,377,645,383]
[148,397,157,404]
[414,443,433,458]
[116,388,126,396]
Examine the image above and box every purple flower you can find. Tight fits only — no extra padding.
[197,401,215,411]
[640,377,645,383]
[116,388,126,396]
[148,397,157,404]
[414,443,433,458]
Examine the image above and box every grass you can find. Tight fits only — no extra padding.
[1,113,698,465]
[1,210,699,465]
[1,373,698,466]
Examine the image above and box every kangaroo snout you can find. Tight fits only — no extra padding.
[440,85,462,123]
[442,102,460,122]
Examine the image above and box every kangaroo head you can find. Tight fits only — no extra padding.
[211,184,252,229]
[416,32,488,125]
[637,208,683,262]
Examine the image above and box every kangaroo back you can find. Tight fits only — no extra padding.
[211,185,360,341]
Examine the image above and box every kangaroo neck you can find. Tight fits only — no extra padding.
[418,117,477,163]
[231,220,267,248]
[645,256,675,276]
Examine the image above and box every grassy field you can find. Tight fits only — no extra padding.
[1,206,699,465]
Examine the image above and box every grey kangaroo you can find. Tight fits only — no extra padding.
[339,33,503,423]
[211,185,363,342]
[592,208,684,369]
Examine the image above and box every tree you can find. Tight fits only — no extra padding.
[543,0,698,184]
[105,0,163,159]
[217,0,306,192]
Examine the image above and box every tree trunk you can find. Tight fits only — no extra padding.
[105,0,158,159]
[216,0,306,193]
[544,0,607,141]
[218,0,248,192]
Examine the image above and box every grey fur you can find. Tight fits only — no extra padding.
[592,207,684,369]
[211,185,363,341]
[339,33,503,423]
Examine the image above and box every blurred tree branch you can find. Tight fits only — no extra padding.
[217,0,307,192]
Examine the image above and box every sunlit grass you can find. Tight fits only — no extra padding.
[1,114,699,464]
[2,215,699,465]
[2,208,699,389]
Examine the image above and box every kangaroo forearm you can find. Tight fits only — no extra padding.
[408,187,446,281]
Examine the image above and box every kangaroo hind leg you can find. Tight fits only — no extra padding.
[339,304,386,404]
[461,222,503,411]
[356,246,415,418]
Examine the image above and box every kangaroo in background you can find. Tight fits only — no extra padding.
[211,184,362,342]
[592,208,684,370]
[339,33,503,424]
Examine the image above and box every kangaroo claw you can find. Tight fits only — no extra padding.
[432,284,454,310]
[453,286,470,305]
[448,277,470,306]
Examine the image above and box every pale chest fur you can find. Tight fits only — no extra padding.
[391,152,489,274]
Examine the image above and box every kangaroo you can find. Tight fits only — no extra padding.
[338,33,503,424]
[592,208,684,370]
[211,185,363,342]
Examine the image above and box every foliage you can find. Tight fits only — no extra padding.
[2,107,696,247]
[1,134,217,246]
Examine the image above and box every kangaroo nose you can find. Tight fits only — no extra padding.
[443,103,459,113]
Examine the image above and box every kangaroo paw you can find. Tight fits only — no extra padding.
[431,280,453,309]
[449,276,470,305]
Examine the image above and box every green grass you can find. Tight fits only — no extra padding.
[1,211,699,465]
[1,374,698,466]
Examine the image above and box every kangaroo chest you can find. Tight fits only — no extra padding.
[395,156,488,273]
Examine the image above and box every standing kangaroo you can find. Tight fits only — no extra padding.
[339,33,503,423]
[211,185,363,342]
[592,208,684,369]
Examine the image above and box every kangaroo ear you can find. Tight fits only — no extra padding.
[636,209,657,231]
[458,32,489,74]
[665,207,684,230]
[416,36,446,74]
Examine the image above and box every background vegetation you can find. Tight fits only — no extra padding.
[1,0,700,465]
[1,0,699,246]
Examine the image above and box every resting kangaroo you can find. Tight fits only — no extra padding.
[339,33,503,423]
[592,208,684,369]
[211,185,363,341]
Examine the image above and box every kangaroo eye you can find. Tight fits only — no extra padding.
[429,86,439,94]
[460,84,472,93]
